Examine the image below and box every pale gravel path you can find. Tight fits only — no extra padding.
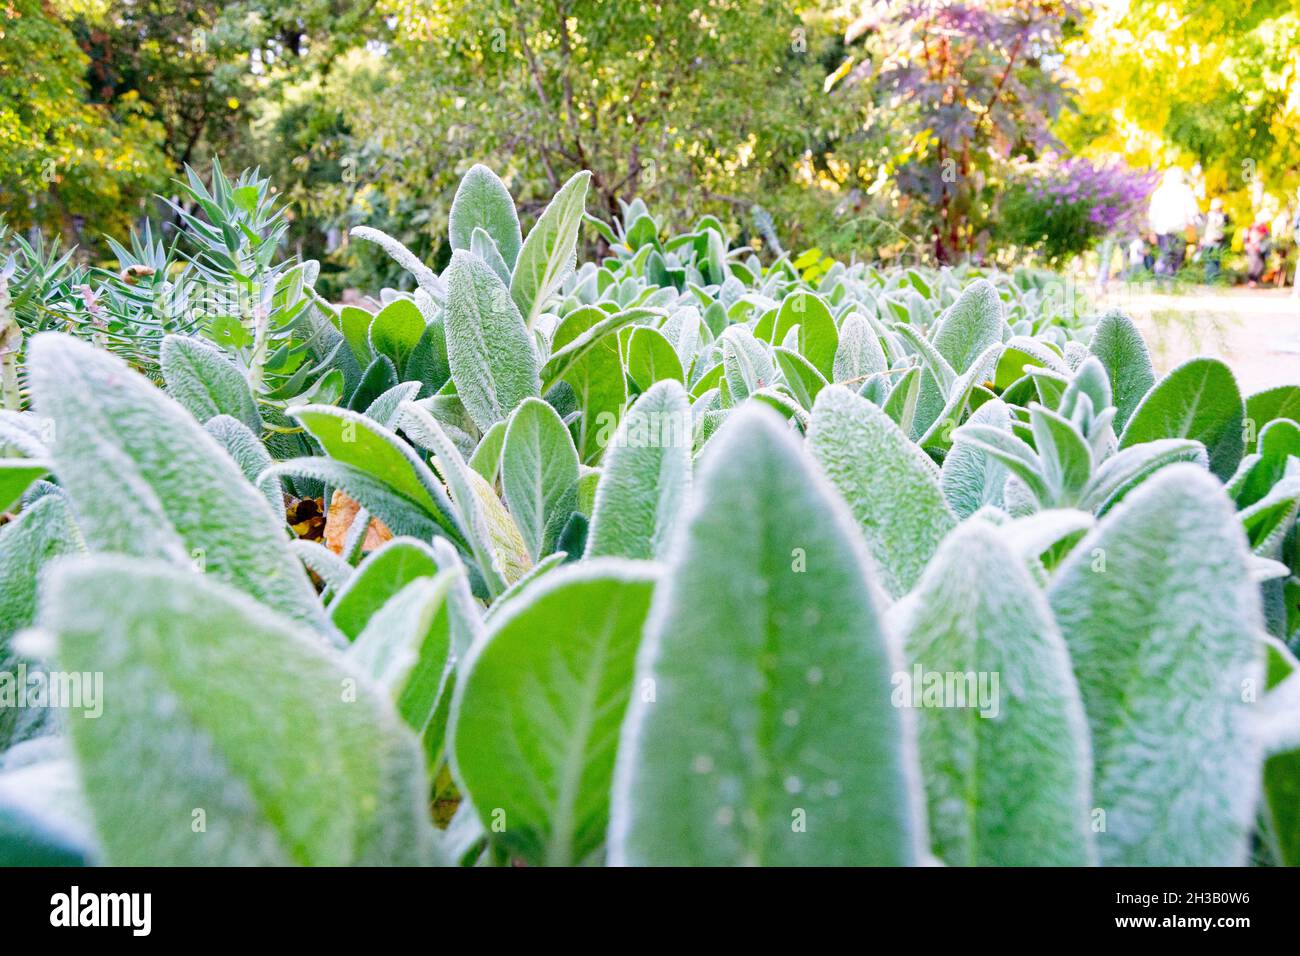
[1092,285,1300,393]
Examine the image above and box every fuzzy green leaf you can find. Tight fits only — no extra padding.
[808,384,956,597]
[609,406,925,866]
[511,171,591,328]
[451,560,656,866]
[42,556,438,866]
[28,333,329,633]
[501,397,580,561]
[449,164,523,268]
[1048,464,1264,866]
[586,380,691,561]
[894,519,1095,866]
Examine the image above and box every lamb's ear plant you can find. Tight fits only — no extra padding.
[1119,356,1244,480]
[39,556,438,866]
[893,518,1095,866]
[500,397,580,562]
[585,379,692,561]
[808,385,954,598]
[449,164,523,269]
[609,406,926,866]
[1048,464,1266,865]
[6,160,1300,868]
[1087,309,1155,433]
[510,170,591,329]
[28,333,330,633]
[445,249,542,433]
[451,560,656,867]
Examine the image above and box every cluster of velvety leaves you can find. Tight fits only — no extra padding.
[2,162,1300,868]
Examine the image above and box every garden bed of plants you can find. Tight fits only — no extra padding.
[2,164,1299,866]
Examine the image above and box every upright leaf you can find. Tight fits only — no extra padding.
[609,406,925,866]
[894,519,1095,866]
[28,333,329,632]
[511,171,591,328]
[1119,356,1243,480]
[449,164,523,268]
[808,385,956,598]
[1089,310,1154,433]
[160,335,260,432]
[501,397,580,561]
[42,556,437,866]
[445,250,541,432]
[586,380,691,561]
[451,560,656,866]
[1048,464,1264,866]
[932,278,1005,374]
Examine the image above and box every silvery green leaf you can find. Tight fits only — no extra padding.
[368,298,426,377]
[586,380,691,561]
[720,324,777,402]
[609,406,925,866]
[832,313,887,383]
[468,420,507,483]
[1078,437,1206,514]
[42,555,439,866]
[292,403,466,549]
[942,398,1012,518]
[451,560,656,866]
[204,414,281,513]
[445,249,541,432]
[626,326,685,390]
[773,346,829,411]
[470,227,511,286]
[1245,385,1300,454]
[1029,403,1092,503]
[160,334,260,432]
[501,397,580,561]
[350,225,445,300]
[511,171,591,328]
[808,385,955,598]
[449,164,523,268]
[895,519,1095,865]
[1119,357,1244,481]
[329,537,440,640]
[0,494,82,748]
[931,278,1006,374]
[1088,309,1154,433]
[289,539,352,592]
[1048,464,1264,866]
[29,333,329,633]
[347,571,457,737]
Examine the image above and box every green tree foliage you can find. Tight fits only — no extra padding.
[1060,0,1300,217]
[0,0,170,238]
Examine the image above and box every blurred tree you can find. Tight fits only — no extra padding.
[0,0,170,240]
[1059,0,1300,222]
[829,0,1080,262]
[271,0,856,286]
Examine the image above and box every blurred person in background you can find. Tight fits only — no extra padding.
[1245,216,1271,287]
[1199,198,1229,283]
[1148,167,1201,280]
[1292,191,1300,297]
[1126,234,1147,279]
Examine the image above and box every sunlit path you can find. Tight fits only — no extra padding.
[1097,286,1300,392]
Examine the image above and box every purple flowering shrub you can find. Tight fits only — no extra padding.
[998,156,1157,263]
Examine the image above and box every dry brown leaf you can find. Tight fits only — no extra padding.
[323,489,393,555]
